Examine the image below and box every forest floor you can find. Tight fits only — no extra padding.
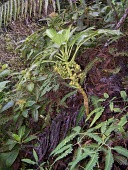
[0,21,128,170]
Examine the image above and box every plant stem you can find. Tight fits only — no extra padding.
[77,84,89,116]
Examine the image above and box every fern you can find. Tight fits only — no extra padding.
[84,152,99,170]
[53,146,73,164]
[104,148,114,170]
[114,155,128,165]
[113,146,128,158]
[50,126,81,156]
[86,132,102,144]
[70,148,94,170]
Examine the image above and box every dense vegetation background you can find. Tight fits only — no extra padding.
[0,0,128,170]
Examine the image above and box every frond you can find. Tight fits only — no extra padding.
[104,148,114,170]
[84,152,99,170]
[114,155,128,165]
[86,132,102,144]
[50,126,81,156]
[70,148,93,170]
[113,146,128,158]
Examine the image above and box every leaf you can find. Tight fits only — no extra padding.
[86,132,102,144]
[114,155,128,165]
[90,107,104,127]
[84,152,99,170]
[53,147,73,164]
[101,121,107,134]
[0,100,14,113]
[52,144,72,156]
[12,134,21,142]
[51,126,81,156]
[33,149,38,162]
[1,149,20,167]
[0,81,10,92]
[22,110,29,118]
[22,159,36,165]
[32,109,39,122]
[60,90,77,105]
[120,90,127,101]
[0,69,10,77]
[70,148,91,170]
[76,105,85,125]
[104,148,114,170]
[113,146,128,158]
[23,135,37,143]
[104,93,109,99]
[18,126,25,139]
[27,82,34,92]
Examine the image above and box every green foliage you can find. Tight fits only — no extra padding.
[51,113,128,169]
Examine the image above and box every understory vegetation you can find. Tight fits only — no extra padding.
[0,0,128,170]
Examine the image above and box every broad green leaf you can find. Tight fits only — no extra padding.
[0,100,14,113]
[0,70,10,77]
[18,126,25,139]
[22,159,36,165]
[104,93,109,99]
[23,135,37,143]
[120,91,127,101]
[27,82,34,92]
[0,81,10,92]
[22,110,29,118]
[6,139,17,150]
[12,134,21,142]
[1,149,19,167]
[46,28,57,40]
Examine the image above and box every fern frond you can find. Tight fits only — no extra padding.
[50,126,81,156]
[53,146,73,164]
[104,148,114,170]
[113,146,128,158]
[114,155,128,165]
[84,152,99,170]
[52,144,72,156]
[86,132,102,144]
[70,148,93,170]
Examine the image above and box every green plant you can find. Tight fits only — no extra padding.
[50,113,128,170]
[34,26,121,116]
[22,149,52,170]
[0,125,37,167]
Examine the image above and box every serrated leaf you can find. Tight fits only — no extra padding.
[90,108,104,127]
[22,158,36,165]
[114,155,128,165]
[86,132,102,144]
[52,144,72,156]
[84,152,99,170]
[101,121,107,134]
[104,148,114,170]
[113,146,128,158]
[53,147,73,164]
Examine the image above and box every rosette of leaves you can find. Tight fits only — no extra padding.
[38,26,121,116]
